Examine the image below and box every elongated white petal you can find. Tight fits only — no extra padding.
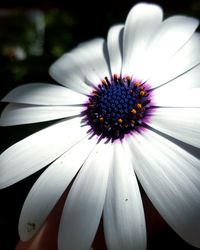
[58,141,113,250]
[153,63,200,94]
[50,38,111,90]
[0,103,83,126]
[136,15,199,82]
[49,52,92,95]
[148,33,200,88]
[77,38,111,86]
[154,88,200,107]
[128,130,200,248]
[107,24,123,76]
[19,136,97,241]
[2,83,87,105]
[122,3,163,77]
[147,107,200,148]
[104,142,146,250]
[0,117,89,188]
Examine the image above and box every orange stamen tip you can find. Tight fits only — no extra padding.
[131,120,135,124]
[102,79,106,84]
[131,109,137,114]
[99,117,104,122]
[140,91,145,96]
[137,103,142,109]
[126,76,131,81]
[117,118,123,124]
[134,82,141,87]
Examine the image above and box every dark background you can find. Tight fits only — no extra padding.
[0,0,200,249]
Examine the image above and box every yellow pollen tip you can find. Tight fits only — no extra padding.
[134,82,141,87]
[137,103,142,109]
[117,118,123,124]
[104,125,110,129]
[131,109,137,114]
[99,117,104,122]
[102,79,106,84]
[140,90,145,96]
[126,76,131,81]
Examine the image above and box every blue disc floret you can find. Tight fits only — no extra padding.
[85,75,151,140]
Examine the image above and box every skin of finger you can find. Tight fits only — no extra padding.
[15,190,68,250]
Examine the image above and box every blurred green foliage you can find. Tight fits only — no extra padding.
[0,9,78,97]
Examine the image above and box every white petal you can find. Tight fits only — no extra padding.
[135,15,199,82]
[153,87,200,107]
[148,33,200,88]
[0,103,83,126]
[49,51,92,95]
[122,3,163,77]
[128,129,200,248]
[151,64,200,106]
[152,63,200,94]
[146,107,200,148]
[19,136,97,241]
[58,141,113,250]
[77,38,111,86]
[107,24,123,76]
[50,38,111,91]
[2,83,87,105]
[0,117,89,188]
[103,142,146,250]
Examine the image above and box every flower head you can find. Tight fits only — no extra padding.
[1,2,200,250]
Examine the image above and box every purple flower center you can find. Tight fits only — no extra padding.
[85,75,152,140]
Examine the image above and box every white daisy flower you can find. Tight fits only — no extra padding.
[1,2,200,250]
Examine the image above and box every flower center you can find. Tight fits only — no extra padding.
[85,75,151,140]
